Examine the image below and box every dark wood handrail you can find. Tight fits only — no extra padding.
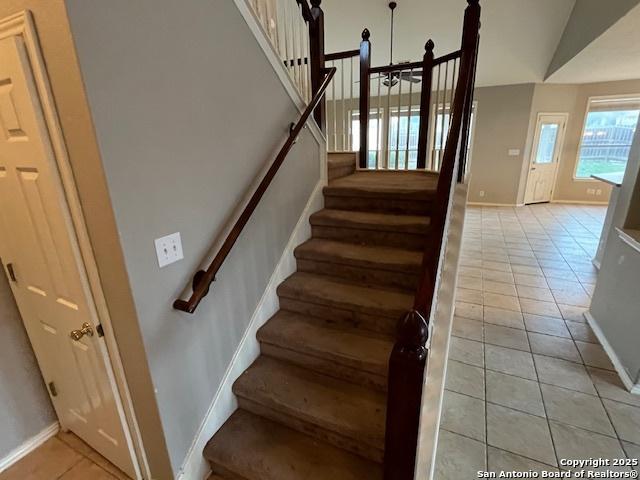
[368,50,461,74]
[325,49,360,61]
[174,67,336,314]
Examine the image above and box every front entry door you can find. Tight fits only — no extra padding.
[0,35,136,478]
[524,113,567,204]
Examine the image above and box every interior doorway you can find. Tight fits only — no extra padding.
[0,12,142,479]
[524,113,568,204]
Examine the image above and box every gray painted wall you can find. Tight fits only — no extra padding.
[64,0,321,474]
[0,269,55,459]
[589,123,640,383]
[467,83,535,204]
[546,0,640,79]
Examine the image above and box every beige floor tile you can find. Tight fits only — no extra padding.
[550,287,591,308]
[557,304,587,322]
[459,266,483,278]
[622,442,640,471]
[460,257,483,268]
[486,404,556,466]
[458,274,482,291]
[508,255,538,266]
[588,368,640,407]
[550,422,630,473]
[516,285,555,302]
[441,390,486,442]
[541,384,615,436]
[449,336,484,368]
[0,438,82,480]
[576,341,615,370]
[565,320,597,343]
[487,447,557,475]
[482,269,515,284]
[435,430,486,479]
[545,277,582,290]
[511,264,544,277]
[484,306,525,330]
[484,292,521,311]
[603,400,640,444]
[486,370,545,417]
[519,298,562,319]
[452,315,483,342]
[483,280,517,296]
[513,273,548,288]
[455,301,483,321]
[445,360,485,400]
[523,314,571,338]
[484,324,530,351]
[482,260,512,272]
[456,287,483,305]
[533,354,596,394]
[56,433,129,480]
[59,459,117,480]
[528,332,581,363]
[485,344,537,380]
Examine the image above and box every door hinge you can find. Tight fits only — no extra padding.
[48,381,58,397]
[96,324,104,337]
[6,263,17,282]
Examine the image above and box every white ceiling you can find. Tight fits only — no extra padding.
[322,0,575,87]
[546,5,640,84]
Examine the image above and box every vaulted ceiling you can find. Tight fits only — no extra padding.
[322,0,640,87]
[322,0,576,87]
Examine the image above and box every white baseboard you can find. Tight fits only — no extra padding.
[467,201,522,207]
[0,422,59,473]
[177,180,324,480]
[584,311,640,394]
[551,199,609,205]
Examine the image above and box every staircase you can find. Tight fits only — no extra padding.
[203,155,438,479]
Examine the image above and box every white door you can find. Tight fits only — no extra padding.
[524,113,567,204]
[0,35,136,478]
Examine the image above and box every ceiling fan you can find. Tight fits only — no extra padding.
[376,1,423,87]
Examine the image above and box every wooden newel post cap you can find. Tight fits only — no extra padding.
[397,310,429,352]
[425,39,435,52]
[362,28,370,41]
[311,0,321,7]
[467,0,479,5]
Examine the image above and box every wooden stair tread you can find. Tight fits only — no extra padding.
[257,310,392,376]
[295,238,422,273]
[204,410,382,480]
[310,209,430,234]
[327,152,356,168]
[324,171,437,198]
[233,357,386,452]
[277,272,413,319]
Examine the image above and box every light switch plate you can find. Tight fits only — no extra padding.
[508,149,520,156]
[154,232,184,268]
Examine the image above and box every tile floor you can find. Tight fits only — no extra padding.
[435,204,640,478]
[0,431,128,480]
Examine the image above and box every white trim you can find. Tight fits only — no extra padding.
[177,180,325,480]
[233,0,325,146]
[584,311,640,394]
[0,12,147,478]
[0,423,59,473]
[616,227,640,254]
[550,199,609,205]
[467,201,524,207]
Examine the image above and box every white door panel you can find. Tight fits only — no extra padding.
[524,114,567,205]
[0,35,135,478]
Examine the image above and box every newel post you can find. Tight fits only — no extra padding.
[359,28,371,169]
[416,40,435,170]
[309,0,326,130]
[458,0,481,181]
[384,309,430,480]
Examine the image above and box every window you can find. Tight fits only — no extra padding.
[575,98,640,178]
[352,111,383,169]
[388,107,421,169]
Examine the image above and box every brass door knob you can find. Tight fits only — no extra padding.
[70,323,94,341]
